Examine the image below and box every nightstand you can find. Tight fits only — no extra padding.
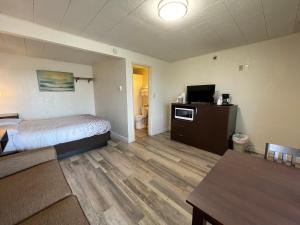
[0,113,19,119]
[0,129,8,153]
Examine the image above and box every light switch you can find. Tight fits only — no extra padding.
[119,85,123,91]
[113,48,118,55]
[239,64,249,71]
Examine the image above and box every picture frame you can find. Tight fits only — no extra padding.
[36,70,75,92]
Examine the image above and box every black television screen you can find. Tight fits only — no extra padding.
[187,85,215,104]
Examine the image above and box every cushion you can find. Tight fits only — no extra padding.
[0,160,72,225]
[19,195,90,225]
[0,147,57,179]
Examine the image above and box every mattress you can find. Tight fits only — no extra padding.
[3,114,111,152]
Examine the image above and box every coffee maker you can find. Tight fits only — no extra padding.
[222,94,231,105]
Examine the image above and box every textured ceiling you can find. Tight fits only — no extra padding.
[0,33,108,65]
[0,0,299,61]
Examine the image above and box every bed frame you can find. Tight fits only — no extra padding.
[55,131,110,159]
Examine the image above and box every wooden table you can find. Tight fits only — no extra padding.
[187,150,300,225]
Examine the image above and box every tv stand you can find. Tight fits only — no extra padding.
[171,103,237,155]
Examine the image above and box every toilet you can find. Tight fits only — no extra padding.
[135,106,148,129]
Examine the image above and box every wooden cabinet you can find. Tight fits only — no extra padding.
[171,103,237,155]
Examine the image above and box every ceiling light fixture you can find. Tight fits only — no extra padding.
[158,0,188,21]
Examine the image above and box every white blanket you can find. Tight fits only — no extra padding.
[5,114,111,151]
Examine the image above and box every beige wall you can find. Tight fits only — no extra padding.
[93,58,128,141]
[0,53,95,119]
[168,33,300,153]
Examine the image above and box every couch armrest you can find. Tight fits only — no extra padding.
[0,147,57,178]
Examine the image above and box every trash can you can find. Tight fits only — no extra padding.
[232,133,249,152]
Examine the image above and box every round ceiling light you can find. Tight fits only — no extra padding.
[158,0,188,21]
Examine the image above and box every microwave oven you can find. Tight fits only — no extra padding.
[174,107,195,121]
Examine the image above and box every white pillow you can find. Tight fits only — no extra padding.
[0,119,21,126]
[0,124,19,136]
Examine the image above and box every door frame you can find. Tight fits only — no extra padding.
[131,63,152,140]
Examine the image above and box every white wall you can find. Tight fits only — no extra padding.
[0,53,95,119]
[93,58,128,141]
[168,33,300,153]
[93,56,170,143]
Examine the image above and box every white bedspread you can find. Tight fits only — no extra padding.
[5,114,111,151]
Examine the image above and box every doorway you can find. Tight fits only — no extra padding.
[132,65,149,138]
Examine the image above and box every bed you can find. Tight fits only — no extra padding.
[0,114,111,159]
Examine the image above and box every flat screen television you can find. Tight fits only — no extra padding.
[186,85,215,104]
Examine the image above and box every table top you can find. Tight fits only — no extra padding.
[187,150,300,225]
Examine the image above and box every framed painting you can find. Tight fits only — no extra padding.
[37,70,75,92]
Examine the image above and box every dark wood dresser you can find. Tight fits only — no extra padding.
[171,103,237,155]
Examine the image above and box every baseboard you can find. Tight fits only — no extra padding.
[150,127,169,136]
[110,131,128,143]
[250,147,265,155]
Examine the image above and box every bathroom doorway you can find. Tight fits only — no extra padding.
[132,65,149,138]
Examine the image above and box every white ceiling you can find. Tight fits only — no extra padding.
[0,0,299,61]
[0,33,108,65]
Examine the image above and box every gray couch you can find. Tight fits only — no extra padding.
[0,148,90,225]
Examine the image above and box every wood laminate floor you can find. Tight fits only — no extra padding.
[60,132,221,225]
[135,128,148,138]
